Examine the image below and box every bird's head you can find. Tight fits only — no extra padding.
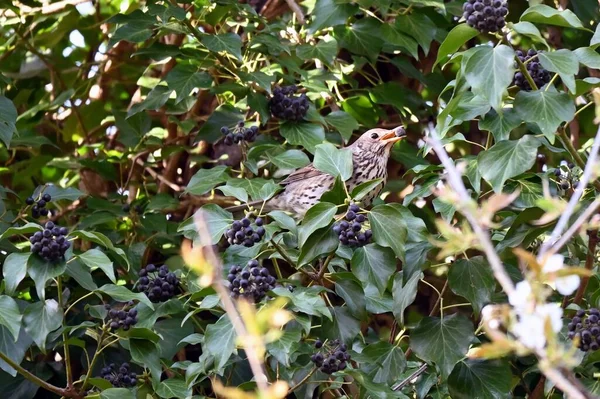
[350,126,407,157]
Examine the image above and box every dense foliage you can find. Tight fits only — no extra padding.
[1,0,600,398]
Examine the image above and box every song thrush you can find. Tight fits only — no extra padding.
[228,126,406,216]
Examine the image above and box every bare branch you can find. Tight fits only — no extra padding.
[539,124,600,256]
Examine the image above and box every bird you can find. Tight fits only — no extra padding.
[227,126,407,216]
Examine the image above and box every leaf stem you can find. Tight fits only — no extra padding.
[272,258,284,280]
[57,277,73,389]
[288,366,317,393]
[79,327,107,392]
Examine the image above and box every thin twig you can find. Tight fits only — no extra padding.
[392,363,427,391]
[284,0,305,24]
[547,197,600,257]
[0,351,67,397]
[426,127,516,297]
[573,230,598,305]
[539,124,600,256]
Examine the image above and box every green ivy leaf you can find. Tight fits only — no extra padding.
[65,260,98,292]
[165,64,212,103]
[351,244,396,294]
[0,324,33,376]
[298,202,337,247]
[156,378,192,399]
[23,299,63,352]
[574,47,600,69]
[479,108,522,142]
[27,255,66,300]
[197,104,244,143]
[0,223,42,241]
[409,314,475,379]
[368,204,408,261]
[78,248,116,283]
[448,256,496,315]
[351,178,384,201]
[325,111,359,143]
[270,149,310,170]
[185,165,229,195]
[392,271,422,326]
[514,90,575,143]
[538,49,579,93]
[520,4,586,30]
[308,0,358,34]
[381,24,419,59]
[355,341,407,384]
[97,284,154,309]
[3,252,29,296]
[510,22,549,49]
[273,287,332,319]
[0,96,17,148]
[205,314,236,370]
[342,95,379,127]
[334,18,384,63]
[279,122,325,154]
[322,306,360,344]
[394,13,436,54]
[202,32,243,61]
[128,338,162,384]
[477,135,541,192]
[101,388,136,399]
[435,24,479,67]
[464,45,514,111]
[69,230,130,269]
[448,359,512,399]
[335,277,368,320]
[297,226,338,266]
[128,85,173,117]
[313,143,353,181]
[0,296,21,341]
[296,36,339,65]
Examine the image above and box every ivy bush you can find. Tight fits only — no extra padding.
[1,0,600,398]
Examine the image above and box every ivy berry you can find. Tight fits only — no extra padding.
[221,121,259,146]
[463,0,507,33]
[568,308,600,352]
[26,192,52,219]
[514,50,551,91]
[332,204,372,247]
[136,264,179,303]
[225,216,265,247]
[227,260,276,302]
[310,338,351,374]
[100,362,137,387]
[269,85,310,121]
[30,221,70,262]
[105,301,138,332]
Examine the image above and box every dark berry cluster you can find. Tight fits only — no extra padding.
[136,264,179,303]
[105,301,138,331]
[514,50,551,91]
[30,221,70,262]
[225,216,265,247]
[25,193,52,219]
[269,85,309,121]
[463,0,507,33]
[310,339,350,374]
[122,204,143,214]
[332,204,372,247]
[553,162,578,191]
[567,308,600,352]
[227,260,276,301]
[221,121,259,146]
[100,362,137,388]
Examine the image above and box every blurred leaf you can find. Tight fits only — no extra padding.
[333,18,383,62]
[297,226,338,266]
[165,64,212,103]
[325,111,358,143]
[0,296,21,341]
[574,47,600,69]
[356,341,406,384]
[0,96,18,147]
[510,22,549,49]
[101,388,136,399]
[128,86,173,117]
[156,378,192,399]
[0,324,33,377]
[97,284,154,309]
[128,339,161,384]
[27,255,66,301]
[410,314,475,379]
[273,287,331,319]
[308,0,358,33]
[342,95,379,127]
[297,36,338,65]
[477,135,541,192]
[322,306,360,344]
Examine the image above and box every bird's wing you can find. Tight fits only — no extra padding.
[278,163,323,185]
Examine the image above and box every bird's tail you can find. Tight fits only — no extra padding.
[225,200,265,213]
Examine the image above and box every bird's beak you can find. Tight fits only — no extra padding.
[380,126,406,144]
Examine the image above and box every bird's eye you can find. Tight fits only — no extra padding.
[370,132,378,139]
